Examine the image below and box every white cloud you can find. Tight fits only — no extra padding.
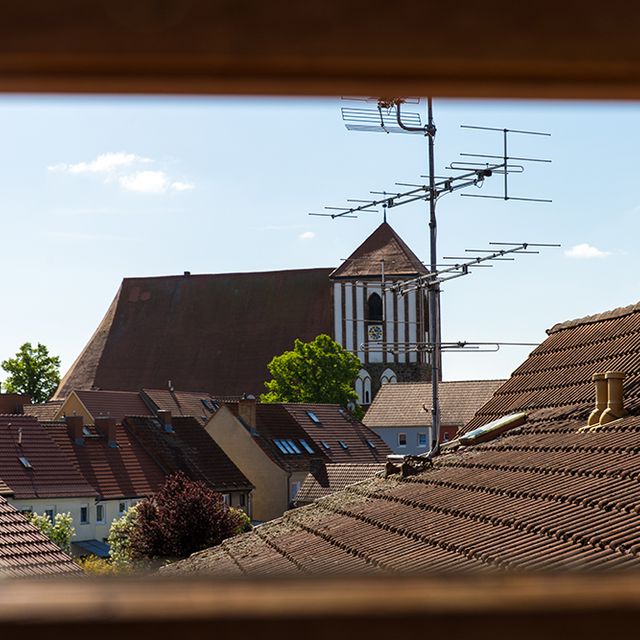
[170,181,195,192]
[49,152,194,196]
[564,243,611,259]
[48,152,149,174]
[119,170,168,194]
[299,231,316,240]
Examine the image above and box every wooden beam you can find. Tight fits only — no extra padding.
[2,1,640,97]
[1,573,640,638]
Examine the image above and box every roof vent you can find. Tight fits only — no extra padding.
[587,372,607,427]
[599,371,628,425]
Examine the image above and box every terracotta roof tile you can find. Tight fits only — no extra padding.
[165,300,640,576]
[45,422,165,500]
[142,388,227,425]
[73,389,152,423]
[363,380,505,428]
[0,496,82,577]
[124,416,252,491]
[294,463,385,506]
[330,222,428,279]
[0,416,96,500]
[23,400,63,422]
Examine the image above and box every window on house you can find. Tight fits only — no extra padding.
[44,507,56,522]
[290,481,301,500]
[286,439,302,453]
[366,440,377,449]
[398,433,407,447]
[273,439,290,454]
[299,439,315,454]
[222,494,230,506]
[320,441,330,450]
[239,493,246,507]
[18,456,32,468]
[96,504,105,524]
[306,410,322,425]
[82,426,92,436]
[443,433,450,443]
[338,441,349,450]
[80,505,89,524]
[418,432,427,447]
[18,507,33,517]
[118,501,127,515]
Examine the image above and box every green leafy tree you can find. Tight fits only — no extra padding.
[261,334,361,410]
[1,342,61,403]
[108,504,141,570]
[27,512,75,554]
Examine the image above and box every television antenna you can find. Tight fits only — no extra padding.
[310,97,553,458]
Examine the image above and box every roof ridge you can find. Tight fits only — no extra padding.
[123,267,334,283]
[548,300,640,334]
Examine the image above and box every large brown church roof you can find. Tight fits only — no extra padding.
[330,222,428,279]
[56,268,333,399]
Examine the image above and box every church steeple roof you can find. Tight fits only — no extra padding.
[330,222,428,279]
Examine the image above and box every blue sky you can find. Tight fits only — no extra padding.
[1,95,638,385]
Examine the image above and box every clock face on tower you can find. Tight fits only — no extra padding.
[368,324,383,342]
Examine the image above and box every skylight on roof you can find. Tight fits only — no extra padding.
[306,410,322,425]
[320,441,330,450]
[299,438,314,454]
[366,440,376,449]
[338,441,349,450]
[82,426,91,437]
[286,439,302,454]
[18,456,32,469]
[273,439,290,454]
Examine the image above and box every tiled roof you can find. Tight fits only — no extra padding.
[246,404,392,472]
[330,222,428,279]
[142,388,225,425]
[165,301,640,576]
[364,380,505,428]
[45,422,166,500]
[0,496,83,577]
[23,400,64,422]
[462,300,640,433]
[124,416,253,491]
[73,389,152,423]
[282,404,392,463]
[0,416,96,500]
[55,268,333,398]
[294,463,385,506]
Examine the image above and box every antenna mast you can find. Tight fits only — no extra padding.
[314,97,552,457]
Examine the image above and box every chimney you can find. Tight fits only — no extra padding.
[599,371,628,425]
[157,409,173,433]
[65,415,85,445]
[238,395,256,428]
[95,416,118,448]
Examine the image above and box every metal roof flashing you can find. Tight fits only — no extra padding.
[458,412,527,446]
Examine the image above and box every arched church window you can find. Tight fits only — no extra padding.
[380,368,398,385]
[356,369,372,405]
[367,293,383,323]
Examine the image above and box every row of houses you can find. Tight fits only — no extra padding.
[0,386,395,564]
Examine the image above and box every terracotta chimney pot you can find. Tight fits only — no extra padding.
[599,371,628,425]
[587,372,607,427]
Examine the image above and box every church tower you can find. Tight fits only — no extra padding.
[329,222,432,405]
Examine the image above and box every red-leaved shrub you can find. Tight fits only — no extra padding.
[130,472,241,559]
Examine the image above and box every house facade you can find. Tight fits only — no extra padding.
[363,379,505,454]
